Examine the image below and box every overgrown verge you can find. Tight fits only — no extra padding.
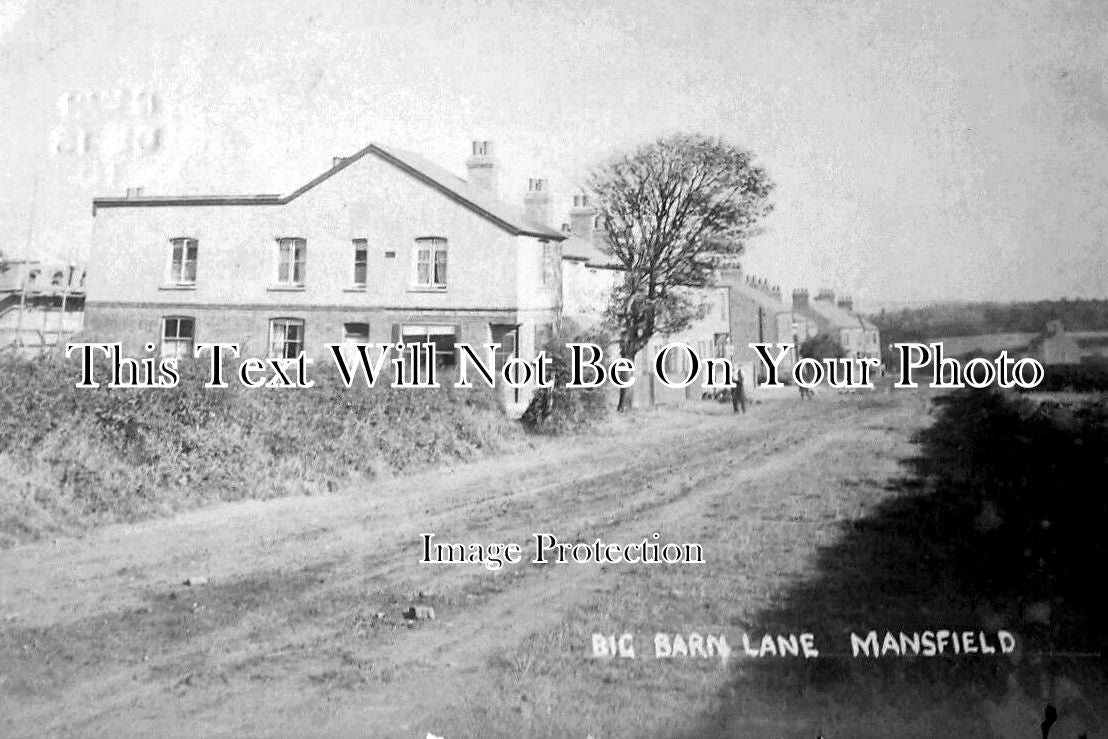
[519,328,611,434]
[0,355,519,547]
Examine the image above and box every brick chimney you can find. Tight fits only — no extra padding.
[466,140,498,194]
[815,288,835,303]
[524,178,551,226]
[836,296,853,312]
[792,288,809,310]
[569,194,595,239]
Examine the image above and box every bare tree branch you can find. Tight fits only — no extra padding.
[585,133,775,410]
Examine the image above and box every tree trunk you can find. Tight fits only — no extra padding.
[617,384,634,412]
[616,334,646,412]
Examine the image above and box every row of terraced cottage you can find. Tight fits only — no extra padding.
[86,140,881,413]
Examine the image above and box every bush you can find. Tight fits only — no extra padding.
[799,333,846,360]
[0,354,518,547]
[1021,363,1108,393]
[520,328,611,434]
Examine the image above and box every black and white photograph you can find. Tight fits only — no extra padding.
[1,1,1106,736]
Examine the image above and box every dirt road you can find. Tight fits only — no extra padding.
[1,392,1097,738]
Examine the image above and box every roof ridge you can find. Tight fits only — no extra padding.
[92,142,566,241]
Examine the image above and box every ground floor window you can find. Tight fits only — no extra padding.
[343,322,370,343]
[491,324,521,402]
[401,324,457,368]
[337,322,371,363]
[490,324,519,370]
[270,318,305,359]
[161,316,195,359]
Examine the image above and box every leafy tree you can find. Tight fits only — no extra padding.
[799,333,846,361]
[589,133,774,410]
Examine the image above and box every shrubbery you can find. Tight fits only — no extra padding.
[1023,362,1108,393]
[798,332,846,360]
[520,328,611,434]
[0,354,519,547]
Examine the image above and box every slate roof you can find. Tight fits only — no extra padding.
[92,143,566,241]
[804,299,878,331]
[560,235,621,268]
[728,281,787,313]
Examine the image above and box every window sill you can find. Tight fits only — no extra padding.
[343,286,368,293]
[407,285,447,293]
[159,284,196,291]
[267,285,306,292]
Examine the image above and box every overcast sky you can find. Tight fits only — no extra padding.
[2,0,1105,307]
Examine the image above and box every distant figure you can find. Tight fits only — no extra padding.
[731,368,748,414]
[798,383,816,400]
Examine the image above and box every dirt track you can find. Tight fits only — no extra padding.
[2,392,1097,738]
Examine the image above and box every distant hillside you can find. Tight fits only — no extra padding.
[867,299,1108,344]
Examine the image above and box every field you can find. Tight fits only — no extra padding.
[1,389,1105,738]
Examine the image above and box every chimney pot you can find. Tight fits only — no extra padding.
[466,140,499,195]
[569,191,596,239]
[523,178,552,226]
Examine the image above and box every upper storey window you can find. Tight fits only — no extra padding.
[169,238,198,285]
[353,239,368,287]
[540,241,555,287]
[277,237,306,286]
[414,237,447,289]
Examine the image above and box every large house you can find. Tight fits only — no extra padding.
[87,141,566,408]
[88,138,879,408]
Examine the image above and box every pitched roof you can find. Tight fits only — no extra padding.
[728,281,788,314]
[804,299,878,331]
[560,235,621,268]
[92,143,566,241]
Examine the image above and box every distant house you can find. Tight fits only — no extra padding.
[716,269,815,381]
[793,288,881,360]
[0,259,86,355]
[1027,320,1108,365]
[88,140,566,410]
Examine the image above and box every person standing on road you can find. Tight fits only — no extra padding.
[731,367,748,414]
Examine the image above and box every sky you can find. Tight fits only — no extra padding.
[1,0,1106,308]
